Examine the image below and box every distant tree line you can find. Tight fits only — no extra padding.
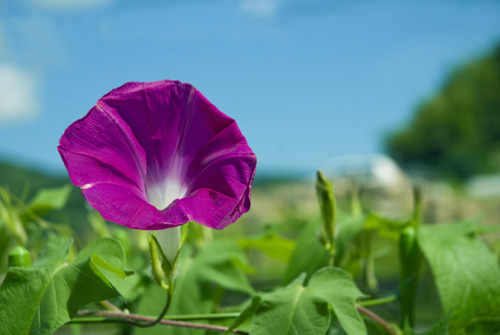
[386,42,500,181]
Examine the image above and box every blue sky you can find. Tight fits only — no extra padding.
[0,0,499,177]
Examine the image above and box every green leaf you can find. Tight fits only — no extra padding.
[474,224,500,235]
[90,254,134,279]
[418,220,500,334]
[239,232,295,262]
[133,283,171,335]
[164,256,211,335]
[0,187,27,244]
[193,239,255,294]
[334,215,366,268]
[251,273,330,335]
[398,225,422,327]
[307,267,367,335]
[251,267,366,335]
[284,219,329,284]
[21,185,72,219]
[0,224,12,273]
[223,296,261,335]
[0,237,130,335]
[404,315,450,335]
[134,240,254,335]
[87,209,110,238]
[365,213,406,240]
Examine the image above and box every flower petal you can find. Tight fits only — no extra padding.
[59,80,256,230]
[179,121,256,229]
[82,182,184,230]
[58,104,147,194]
[178,154,256,229]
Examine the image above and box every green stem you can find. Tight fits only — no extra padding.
[356,305,398,335]
[75,310,248,334]
[349,180,362,217]
[127,284,174,328]
[99,300,122,312]
[358,295,396,307]
[399,225,421,328]
[361,230,378,292]
[166,312,241,320]
[70,317,112,323]
[399,184,424,328]
[328,248,335,267]
[73,312,241,322]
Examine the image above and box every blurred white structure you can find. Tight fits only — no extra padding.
[318,154,406,188]
[466,174,500,198]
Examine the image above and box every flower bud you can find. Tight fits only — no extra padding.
[315,170,336,247]
[148,234,169,290]
[8,246,31,268]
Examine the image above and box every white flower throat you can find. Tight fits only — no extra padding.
[146,178,187,210]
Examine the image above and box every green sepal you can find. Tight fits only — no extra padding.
[148,233,169,290]
[151,227,188,282]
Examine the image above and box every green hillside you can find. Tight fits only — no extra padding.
[0,161,68,195]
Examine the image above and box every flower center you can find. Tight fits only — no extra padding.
[146,178,187,210]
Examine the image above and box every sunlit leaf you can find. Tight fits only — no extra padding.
[192,239,255,294]
[334,215,366,268]
[132,283,171,335]
[0,237,131,335]
[404,314,450,335]
[223,296,261,335]
[364,213,406,240]
[90,254,133,279]
[251,273,329,335]
[0,224,12,273]
[307,267,367,335]
[251,267,366,335]
[283,219,328,284]
[21,185,72,220]
[418,220,500,334]
[239,232,295,262]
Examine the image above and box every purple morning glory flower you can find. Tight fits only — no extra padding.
[58,80,256,231]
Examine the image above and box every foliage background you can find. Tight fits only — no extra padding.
[387,44,500,181]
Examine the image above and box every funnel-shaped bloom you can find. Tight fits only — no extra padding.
[58,80,256,230]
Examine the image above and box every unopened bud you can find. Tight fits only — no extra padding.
[148,234,168,290]
[316,170,336,246]
[8,246,31,268]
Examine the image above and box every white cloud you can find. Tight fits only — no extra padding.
[35,0,115,11]
[240,0,280,19]
[0,64,40,123]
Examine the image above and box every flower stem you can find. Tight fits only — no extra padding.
[358,295,396,307]
[328,248,335,267]
[356,305,397,335]
[398,184,424,327]
[126,284,174,328]
[99,300,122,312]
[75,312,240,321]
[164,312,241,320]
[75,310,248,334]
[361,230,378,292]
